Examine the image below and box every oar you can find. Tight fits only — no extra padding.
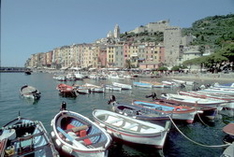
[57,127,86,149]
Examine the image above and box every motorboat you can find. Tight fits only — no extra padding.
[20,85,41,100]
[56,83,78,97]
[132,100,201,124]
[133,81,153,88]
[112,82,132,90]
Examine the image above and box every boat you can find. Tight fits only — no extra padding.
[104,84,122,91]
[171,79,195,86]
[133,81,153,88]
[179,90,234,117]
[108,100,169,122]
[51,103,112,157]
[92,109,170,148]
[220,142,234,157]
[112,82,132,90]
[199,88,234,96]
[160,93,228,108]
[222,123,234,144]
[20,85,41,100]
[24,69,32,75]
[53,75,67,81]
[213,82,234,88]
[73,85,90,94]
[82,83,105,93]
[161,81,178,88]
[160,93,228,119]
[107,72,122,79]
[74,72,85,80]
[0,114,59,157]
[141,81,165,88]
[56,83,78,97]
[131,99,201,124]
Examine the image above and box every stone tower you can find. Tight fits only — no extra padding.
[163,27,182,67]
[114,24,120,39]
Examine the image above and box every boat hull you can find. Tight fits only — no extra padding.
[132,100,199,124]
[0,117,59,157]
[92,109,169,148]
[51,110,111,157]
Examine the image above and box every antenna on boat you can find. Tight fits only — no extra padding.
[18,111,21,120]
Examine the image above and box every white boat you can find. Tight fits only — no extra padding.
[141,81,165,88]
[132,100,201,124]
[112,82,132,90]
[214,82,234,88]
[179,91,234,117]
[0,115,59,157]
[66,73,76,81]
[53,75,67,81]
[73,85,90,94]
[92,109,170,148]
[20,85,41,100]
[83,83,105,93]
[74,72,85,80]
[160,93,228,119]
[51,105,112,157]
[162,81,178,88]
[161,93,228,108]
[172,79,195,86]
[104,84,122,91]
[220,142,234,157]
[107,72,123,79]
[133,81,153,88]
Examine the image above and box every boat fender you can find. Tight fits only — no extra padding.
[51,131,55,138]
[99,123,106,128]
[55,139,62,146]
[62,144,73,154]
[174,106,183,111]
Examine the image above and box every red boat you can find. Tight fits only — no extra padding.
[56,83,78,97]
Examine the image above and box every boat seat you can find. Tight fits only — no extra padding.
[75,132,102,145]
[124,123,138,130]
[106,118,123,124]
[65,125,88,133]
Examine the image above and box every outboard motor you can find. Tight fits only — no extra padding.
[60,101,67,111]
[108,95,116,105]
[145,92,158,100]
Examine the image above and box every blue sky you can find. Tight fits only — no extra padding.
[1,0,234,67]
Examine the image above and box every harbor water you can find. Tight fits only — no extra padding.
[0,72,233,157]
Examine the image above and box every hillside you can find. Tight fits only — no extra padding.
[120,14,234,50]
[182,14,234,49]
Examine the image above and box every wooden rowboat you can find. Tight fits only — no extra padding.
[51,104,112,157]
[92,109,170,148]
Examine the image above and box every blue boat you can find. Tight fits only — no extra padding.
[133,81,153,88]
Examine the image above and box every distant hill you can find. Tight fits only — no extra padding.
[120,14,234,51]
[182,14,234,49]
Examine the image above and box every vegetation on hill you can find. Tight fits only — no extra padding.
[120,31,164,44]
[182,14,234,72]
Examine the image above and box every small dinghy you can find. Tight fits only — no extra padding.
[50,102,112,157]
[222,123,234,144]
[0,114,59,157]
[92,109,170,148]
[20,85,41,100]
[56,83,78,97]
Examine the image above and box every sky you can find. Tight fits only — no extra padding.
[1,0,234,67]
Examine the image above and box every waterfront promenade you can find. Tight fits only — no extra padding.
[163,72,234,82]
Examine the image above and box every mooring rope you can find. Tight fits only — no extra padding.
[168,116,231,148]
[196,108,211,127]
